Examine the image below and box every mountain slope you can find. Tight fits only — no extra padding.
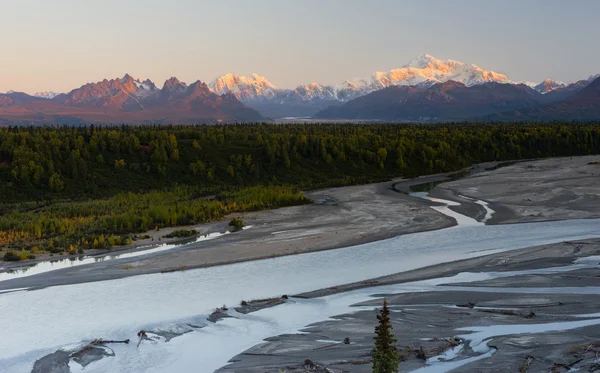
[534,79,566,93]
[207,54,514,117]
[541,75,600,103]
[486,77,600,121]
[0,92,46,107]
[0,75,265,124]
[315,81,544,121]
[209,73,278,101]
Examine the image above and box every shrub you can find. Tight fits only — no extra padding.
[163,229,197,239]
[228,217,245,230]
[3,251,20,261]
[17,250,31,261]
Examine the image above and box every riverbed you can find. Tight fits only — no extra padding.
[1,192,599,372]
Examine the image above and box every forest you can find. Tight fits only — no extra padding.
[1,122,600,259]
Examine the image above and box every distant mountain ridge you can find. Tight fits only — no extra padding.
[0,75,265,125]
[314,76,600,122]
[315,81,546,121]
[484,76,600,121]
[2,54,599,122]
[34,91,62,99]
[205,54,598,117]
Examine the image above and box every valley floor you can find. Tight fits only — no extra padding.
[1,156,599,291]
[4,155,600,373]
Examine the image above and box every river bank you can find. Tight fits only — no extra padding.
[0,176,457,291]
[431,155,600,224]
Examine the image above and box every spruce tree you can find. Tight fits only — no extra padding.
[373,298,400,373]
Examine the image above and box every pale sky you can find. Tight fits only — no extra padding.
[1,0,599,93]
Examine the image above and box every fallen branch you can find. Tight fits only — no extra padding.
[456,302,476,308]
[91,338,130,345]
[552,358,583,371]
[519,355,534,373]
[69,338,129,358]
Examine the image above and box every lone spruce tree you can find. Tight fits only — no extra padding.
[373,298,400,373]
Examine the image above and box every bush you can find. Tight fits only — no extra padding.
[3,251,21,261]
[229,217,245,230]
[163,229,197,239]
[17,250,31,261]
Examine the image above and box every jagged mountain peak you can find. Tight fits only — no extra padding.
[162,77,187,91]
[187,80,211,91]
[121,73,135,83]
[534,79,567,93]
[209,73,278,100]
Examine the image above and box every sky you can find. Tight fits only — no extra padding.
[1,0,599,93]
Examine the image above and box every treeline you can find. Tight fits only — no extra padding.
[2,123,600,202]
[1,122,600,256]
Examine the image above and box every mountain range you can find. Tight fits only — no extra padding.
[315,76,600,122]
[0,75,265,125]
[1,54,599,124]
[484,75,600,122]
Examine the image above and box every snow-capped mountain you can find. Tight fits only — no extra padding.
[209,73,278,101]
[366,54,510,89]
[534,79,567,94]
[588,74,600,82]
[34,91,62,99]
[209,54,513,104]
